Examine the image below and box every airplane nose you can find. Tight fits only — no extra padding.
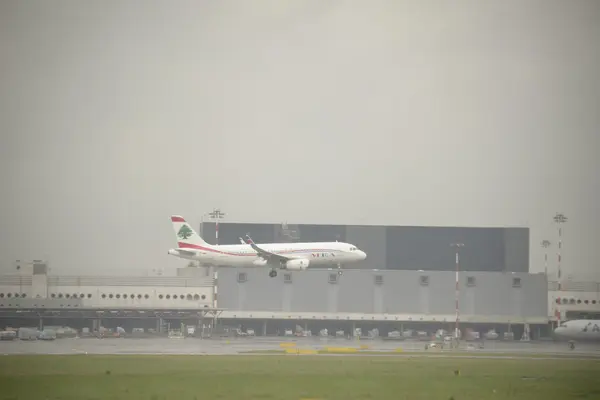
[359,250,367,260]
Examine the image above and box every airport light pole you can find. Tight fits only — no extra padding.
[553,213,568,291]
[209,208,225,245]
[541,240,551,277]
[451,243,465,341]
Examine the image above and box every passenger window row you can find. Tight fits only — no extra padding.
[556,298,597,305]
[100,293,207,300]
[49,293,92,299]
[0,293,209,300]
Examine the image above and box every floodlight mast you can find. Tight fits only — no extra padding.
[553,213,567,291]
[541,240,551,277]
[209,208,226,245]
[451,243,465,341]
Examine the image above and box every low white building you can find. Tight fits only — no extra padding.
[548,279,600,321]
[0,261,215,310]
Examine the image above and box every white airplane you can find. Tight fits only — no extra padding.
[553,319,600,343]
[167,215,367,277]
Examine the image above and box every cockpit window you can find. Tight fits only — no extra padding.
[349,247,356,251]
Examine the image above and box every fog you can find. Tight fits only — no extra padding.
[1,0,598,277]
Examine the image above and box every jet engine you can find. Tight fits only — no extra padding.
[285,259,310,270]
[252,259,268,266]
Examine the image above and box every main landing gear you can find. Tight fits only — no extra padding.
[337,263,343,275]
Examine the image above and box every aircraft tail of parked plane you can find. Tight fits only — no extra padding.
[167,215,367,278]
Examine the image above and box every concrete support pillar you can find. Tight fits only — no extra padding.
[520,323,530,341]
[262,320,267,336]
[351,321,356,337]
[38,317,43,331]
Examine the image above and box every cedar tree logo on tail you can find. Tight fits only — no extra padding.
[177,225,193,240]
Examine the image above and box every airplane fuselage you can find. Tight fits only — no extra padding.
[168,241,364,268]
[167,215,366,276]
[553,319,600,342]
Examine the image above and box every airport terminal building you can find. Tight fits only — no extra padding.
[3,221,591,340]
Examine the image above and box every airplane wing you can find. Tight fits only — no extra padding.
[246,235,292,264]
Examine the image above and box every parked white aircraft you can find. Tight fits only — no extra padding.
[167,215,367,277]
[553,319,600,344]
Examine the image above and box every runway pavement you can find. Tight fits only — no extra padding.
[2,336,600,358]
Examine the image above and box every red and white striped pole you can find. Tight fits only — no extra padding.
[452,243,464,340]
[455,252,459,338]
[553,213,567,291]
[215,220,219,245]
[209,208,225,245]
[541,240,551,277]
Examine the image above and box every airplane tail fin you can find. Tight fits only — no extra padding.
[170,215,209,248]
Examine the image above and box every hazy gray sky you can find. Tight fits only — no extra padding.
[1,0,599,277]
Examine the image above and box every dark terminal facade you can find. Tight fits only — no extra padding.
[200,222,530,273]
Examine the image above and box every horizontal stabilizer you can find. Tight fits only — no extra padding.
[176,248,197,256]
